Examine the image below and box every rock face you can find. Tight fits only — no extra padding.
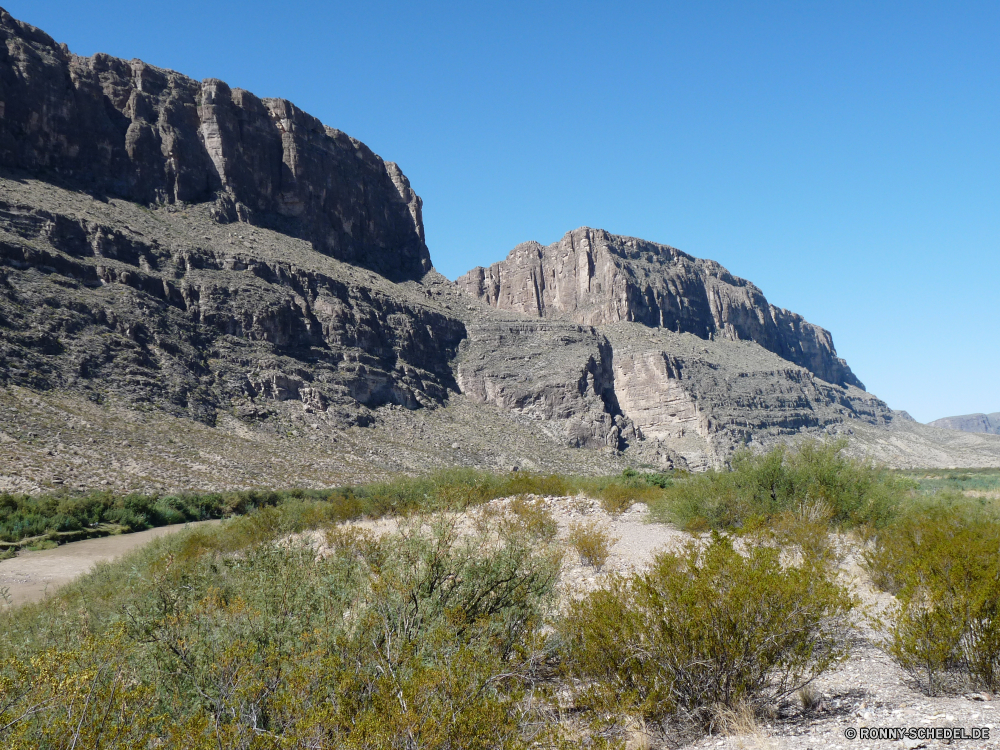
[1,8,973,482]
[0,177,464,427]
[0,9,429,281]
[454,315,892,469]
[928,413,1000,435]
[457,228,862,389]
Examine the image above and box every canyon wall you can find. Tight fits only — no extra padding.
[0,9,429,281]
[457,227,861,388]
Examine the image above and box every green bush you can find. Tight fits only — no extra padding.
[863,506,1000,694]
[560,533,855,728]
[0,504,565,748]
[580,468,672,513]
[507,495,559,540]
[653,440,909,532]
[0,468,678,548]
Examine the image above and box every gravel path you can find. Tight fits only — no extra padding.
[0,520,219,607]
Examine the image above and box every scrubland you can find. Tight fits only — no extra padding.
[2,443,1000,748]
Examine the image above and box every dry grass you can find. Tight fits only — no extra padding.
[797,684,822,712]
[567,520,617,569]
[508,495,558,540]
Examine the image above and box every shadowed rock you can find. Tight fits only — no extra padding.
[0,8,429,281]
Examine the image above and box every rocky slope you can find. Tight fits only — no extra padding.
[0,8,429,281]
[0,176,464,427]
[928,412,1000,434]
[453,229,901,468]
[457,227,862,388]
[0,8,994,492]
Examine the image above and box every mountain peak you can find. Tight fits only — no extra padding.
[457,227,862,389]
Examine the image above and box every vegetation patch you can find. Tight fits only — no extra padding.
[0,467,670,550]
[898,468,1000,497]
[650,439,911,531]
[560,533,855,730]
[863,501,1000,694]
[0,502,566,748]
[567,519,616,570]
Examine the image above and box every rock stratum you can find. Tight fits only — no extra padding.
[0,9,429,281]
[0,8,996,493]
[457,228,862,389]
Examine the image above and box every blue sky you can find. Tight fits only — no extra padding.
[7,1,998,423]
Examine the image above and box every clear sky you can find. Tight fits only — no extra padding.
[6,1,998,423]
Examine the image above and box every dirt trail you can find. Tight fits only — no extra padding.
[0,520,219,607]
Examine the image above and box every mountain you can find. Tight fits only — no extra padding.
[0,8,429,282]
[0,8,996,492]
[928,413,1000,435]
[457,228,861,389]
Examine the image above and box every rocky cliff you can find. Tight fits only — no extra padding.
[457,228,862,389]
[0,176,465,428]
[0,8,985,492]
[928,412,1000,435]
[0,9,429,281]
[453,313,892,470]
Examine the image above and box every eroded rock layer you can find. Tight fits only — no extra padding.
[1,7,982,488]
[457,227,861,389]
[0,9,429,281]
[0,178,464,427]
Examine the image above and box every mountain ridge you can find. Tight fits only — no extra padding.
[0,8,429,281]
[928,412,1000,435]
[0,7,995,492]
[457,227,862,389]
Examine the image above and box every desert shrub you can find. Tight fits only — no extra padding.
[575,469,672,513]
[25,539,58,551]
[42,513,81,532]
[653,440,909,532]
[863,506,1000,694]
[560,533,855,728]
[102,506,148,531]
[0,504,564,748]
[567,520,616,569]
[0,630,161,750]
[0,468,673,549]
[508,495,559,540]
[150,500,186,526]
[755,498,840,568]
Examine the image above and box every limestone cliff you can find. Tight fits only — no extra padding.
[0,9,429,281]
[0,8,965,486]
[457,228,861,389]
[0,177,464,426]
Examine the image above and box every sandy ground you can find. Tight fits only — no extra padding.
[4,498,997,749]
[436,496,1000,750]
[0,520,219,607]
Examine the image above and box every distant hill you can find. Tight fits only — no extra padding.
[928,413,1000,435]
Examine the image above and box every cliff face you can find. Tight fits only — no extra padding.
[457,228,862,389]
[454,315,892,470]
[0,10,429,281]
[0,8,921,482]
[0,178,464,427]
